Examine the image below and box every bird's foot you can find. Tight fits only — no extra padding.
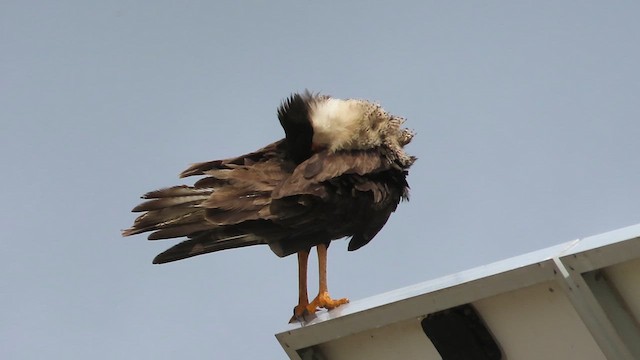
[289,292,349,323]
[290,302,318,323]
[310,291,349,311]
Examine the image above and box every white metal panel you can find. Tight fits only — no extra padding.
[474,282,606,360]
[604,258,640,323]
[315,318,439,360]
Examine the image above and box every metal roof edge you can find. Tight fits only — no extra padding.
[275,223,640,359]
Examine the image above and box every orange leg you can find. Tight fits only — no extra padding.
[308,243,349,311]
[290,250,311,323]
[290,244,349,323]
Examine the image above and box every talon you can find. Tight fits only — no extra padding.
[290,302,318,323]
[290,304,308,323]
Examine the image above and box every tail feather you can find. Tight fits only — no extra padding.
[123,185,217,237]
[143,185,209,198]
[179,160,224,178]
[153,234,265,264]
[123,180,281,261]
[123,140,291,262]
[151,221,287,263]
[122,207,203,236]
[132,195,210,212]
[147,223,216,240]
[132,186,213,212]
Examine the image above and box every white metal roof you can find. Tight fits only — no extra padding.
[276,223,640,360]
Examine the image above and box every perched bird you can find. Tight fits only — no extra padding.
[122,91,415,322]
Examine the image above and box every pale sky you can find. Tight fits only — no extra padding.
[2,2,640,359]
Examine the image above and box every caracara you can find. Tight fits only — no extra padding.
[122,91,415,322]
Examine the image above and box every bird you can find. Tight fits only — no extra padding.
[122,91,415,322]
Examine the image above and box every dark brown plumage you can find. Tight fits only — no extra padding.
[123,91,415,320]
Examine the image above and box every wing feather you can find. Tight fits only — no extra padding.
[273,149,390,199]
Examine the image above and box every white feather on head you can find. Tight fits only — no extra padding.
[308,96,415,166]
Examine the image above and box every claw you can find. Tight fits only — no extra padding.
[290,303,317,323]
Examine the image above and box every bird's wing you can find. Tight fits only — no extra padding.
[266,148,410,255]
[272,149,392,199]
[178,140,289,178]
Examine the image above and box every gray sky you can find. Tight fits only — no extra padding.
[2,2,640,359]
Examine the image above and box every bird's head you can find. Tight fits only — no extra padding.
[278,91,415,166]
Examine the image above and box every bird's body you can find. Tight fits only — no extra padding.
[123,91,415,320]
